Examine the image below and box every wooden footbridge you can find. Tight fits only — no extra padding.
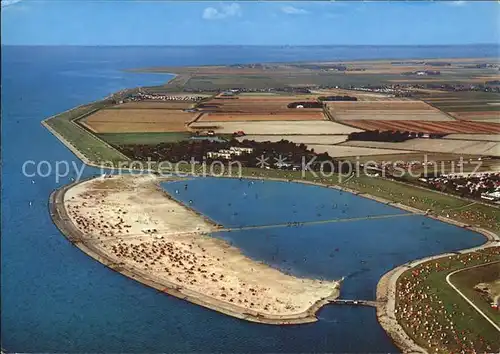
[329,299,380,307]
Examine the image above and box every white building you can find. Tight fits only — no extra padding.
[230,146,254,154]
[207,151,232,160]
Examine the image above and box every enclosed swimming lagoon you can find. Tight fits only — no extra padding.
[161,177,408,227]
[162,177,486,300]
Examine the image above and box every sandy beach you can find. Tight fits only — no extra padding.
[59,175,340,323]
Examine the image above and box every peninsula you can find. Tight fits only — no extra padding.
[50,174,341,324]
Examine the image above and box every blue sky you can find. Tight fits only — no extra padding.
[1,1,499,45]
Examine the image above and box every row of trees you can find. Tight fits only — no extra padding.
[116,138,353,173]
[348,130,446,142]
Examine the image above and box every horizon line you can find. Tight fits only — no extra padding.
[2,43,500,47]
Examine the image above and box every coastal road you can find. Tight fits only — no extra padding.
[445,261,500,332]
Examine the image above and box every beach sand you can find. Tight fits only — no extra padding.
[62,175,340,322]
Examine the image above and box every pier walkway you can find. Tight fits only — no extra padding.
[217,213,416,232]
[329,299,380,307]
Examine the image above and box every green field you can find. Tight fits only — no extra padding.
[98,132,192,145]
[182,73,396,91]
[421,91,500,114]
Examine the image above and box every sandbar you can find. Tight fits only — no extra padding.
[51,174,340,324]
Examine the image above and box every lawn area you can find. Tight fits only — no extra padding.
[450,262,500,323]
[342,175,500,232]
[98,132,192,145]
[396,248,500,354]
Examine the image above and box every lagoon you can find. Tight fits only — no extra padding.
[161,178,407,227]
[162,178,486,300]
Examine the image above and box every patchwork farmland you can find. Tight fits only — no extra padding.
[447,112,499,122]
[311,144,413,157]
[81,108,199,133]
[197,97,322,113]
[342,120,500,134]
[312,88,405,101]
[341,139,500,156]
[198,112,325,122]
[195,95,327,121]
[327,100,453,121]
[421,91,500,122]
[443,134,500,142]
[189,121,362,135]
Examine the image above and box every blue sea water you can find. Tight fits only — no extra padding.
[1,45,494,353]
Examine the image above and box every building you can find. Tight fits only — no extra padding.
[230,146,254,154]
[481,191,500,201]
[207,151,232,160]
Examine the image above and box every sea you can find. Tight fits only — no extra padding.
[2,45,496,353]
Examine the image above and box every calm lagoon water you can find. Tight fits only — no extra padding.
[161,178,407,227]
[2,46,493,353]
[163,178,486,300]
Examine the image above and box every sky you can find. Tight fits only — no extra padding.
[1,1,499,46]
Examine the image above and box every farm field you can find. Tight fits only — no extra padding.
[110,101,197,110]
[189,120,362,135]
[343,120,500,134]
[81,108,198,133]
[198,96,322,113]
[342,139,500,156]
[449,112,499,122]
[444,134,500,142]
[237,135,348,145]
[312,144,412,157]
[420,91,500,123]
[327,100,453,121]
[98,132,192,145]
[197,112,325,122]
[333,112,451,121]
[328,101,439,111]
[312,88,401,101]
